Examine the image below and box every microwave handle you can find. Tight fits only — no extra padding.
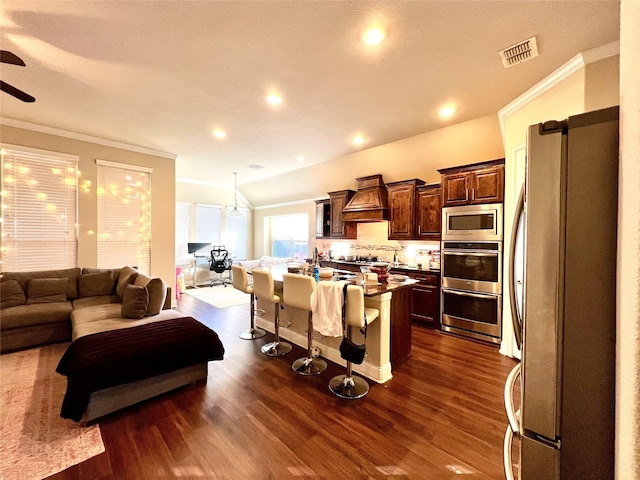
[442,251,498,257]
[508,185,525,350]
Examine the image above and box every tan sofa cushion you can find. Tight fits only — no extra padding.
[0,280,26,308]
[71,305,184,340]
[27,278,69,304]
[2,268,81,299]
[78,271,115,297]
[1,302,73,329]
[121,285,149,319]
[133,274,167,316]
[72,294,120,309]
[116,266,138,300]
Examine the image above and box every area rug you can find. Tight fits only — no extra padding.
[0,343,105,480]
[183,284,250,308]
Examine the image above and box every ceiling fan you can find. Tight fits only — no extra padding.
[1,50,35,102]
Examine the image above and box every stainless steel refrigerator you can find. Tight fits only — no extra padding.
[503,106,618,480]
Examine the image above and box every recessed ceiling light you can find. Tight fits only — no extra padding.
[213,129,226,139]
[296,155,305,162]
[439,106,457,118]
[266,93,283,106]
[353,135,366,146]
[362,28,385,45]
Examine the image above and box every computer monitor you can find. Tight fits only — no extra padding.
[187,242,211,255]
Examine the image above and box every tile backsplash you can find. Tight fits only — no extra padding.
[315,221,439,264]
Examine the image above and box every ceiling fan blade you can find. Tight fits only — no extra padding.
[0,81,35,102]
[0,50,26,66]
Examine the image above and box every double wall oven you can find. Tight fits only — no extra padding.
[440,204,503,344]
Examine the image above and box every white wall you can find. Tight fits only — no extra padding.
[0,124,177,291]
[616,1,640,477]
[242,114,505,207]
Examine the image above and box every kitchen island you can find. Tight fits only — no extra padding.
[253,265,417,383]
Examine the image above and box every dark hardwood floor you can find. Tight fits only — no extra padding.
[49,293,517,480]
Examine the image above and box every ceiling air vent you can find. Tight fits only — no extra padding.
[499,36,539,68]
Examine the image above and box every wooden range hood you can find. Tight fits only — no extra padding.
[341,174,389,222]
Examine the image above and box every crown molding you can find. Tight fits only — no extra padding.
[497,41,620,142]
[0,117,178,160]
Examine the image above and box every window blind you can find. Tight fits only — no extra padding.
[1,146,78,271]
[195,204,221,245]
[97,160,151,274]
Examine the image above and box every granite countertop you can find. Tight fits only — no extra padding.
[255,264,418,297]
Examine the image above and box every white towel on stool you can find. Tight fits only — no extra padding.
[311,280,346,336]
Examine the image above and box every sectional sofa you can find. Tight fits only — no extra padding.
[0,266,225,422]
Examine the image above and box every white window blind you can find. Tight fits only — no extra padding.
[225,206,248,260]
[97,160,151,274]
[196,204,221,245]
[175,201,190,262]
[1,145,78,271]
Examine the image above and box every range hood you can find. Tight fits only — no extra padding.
[341,174,389,222]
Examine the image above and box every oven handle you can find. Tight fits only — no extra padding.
[442,288,499,300]
[442,251,499,257]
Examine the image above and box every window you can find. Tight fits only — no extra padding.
[225,206,248,260]
[196,204,221,246]
[97,160,151,274]
[1,145,78,271]
[269,213,308,261]
[175,201,190,262]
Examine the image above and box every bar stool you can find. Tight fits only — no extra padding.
[252,269,292,357]
[231,265,266,340]
[283,273,327,375]
[329,285,379,399]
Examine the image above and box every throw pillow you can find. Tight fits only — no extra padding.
[121,285,149,319]
[133,274,167,316]
[26,278,69,304]
[0,280,26,308]
[116,266,138,300]
[78,271,114,297]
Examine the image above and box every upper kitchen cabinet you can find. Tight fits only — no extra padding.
[416,183,442,239]
[439,159,505,207]
[315,199,330,238]
[328,190,357,239]
[387,179,425,240]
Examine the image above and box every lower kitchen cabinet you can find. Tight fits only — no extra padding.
[392,269,441,329]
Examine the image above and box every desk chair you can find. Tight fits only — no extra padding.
[209,246,232,287]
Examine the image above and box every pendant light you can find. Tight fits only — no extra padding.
[229,172,243,216]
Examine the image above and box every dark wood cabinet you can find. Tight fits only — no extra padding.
[392,269,441,329]
[389,285,412,367]
[315,191,357,239]
[328,190,357,239]
[315,199,330,238]
[416,184,442,240]
[387,179,425,240]
[439,159,505,207]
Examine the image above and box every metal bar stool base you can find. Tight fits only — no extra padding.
[329,374,369,399]
[238,327,267,340]
[292,357,327,375]
[261,341,292,357]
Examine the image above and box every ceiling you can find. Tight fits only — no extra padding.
[0,1,620,188]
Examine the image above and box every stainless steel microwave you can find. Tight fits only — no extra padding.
[441,203,503,241]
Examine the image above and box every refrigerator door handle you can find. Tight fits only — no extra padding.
[503,424,518,480]
[508,185,525,349]
[504,362,522,433]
